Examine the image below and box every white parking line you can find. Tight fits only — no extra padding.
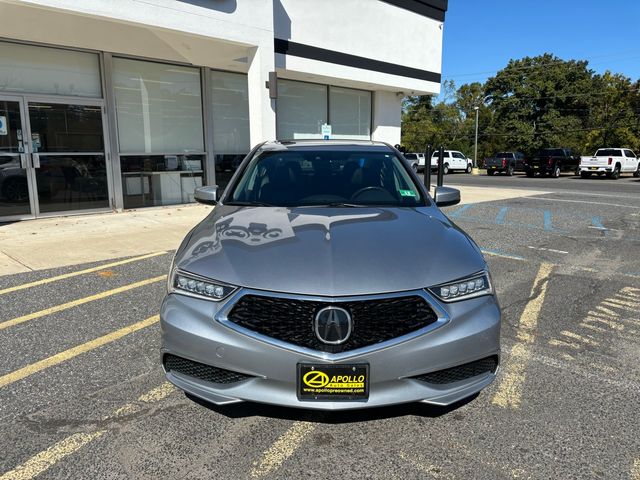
[527,246,568,254]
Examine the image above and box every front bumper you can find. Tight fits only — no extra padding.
[160,289,501,410]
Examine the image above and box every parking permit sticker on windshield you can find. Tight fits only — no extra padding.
[399,189,417,197]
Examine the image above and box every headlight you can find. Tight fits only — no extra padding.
[428,272,492,302]
[169,269,236,301]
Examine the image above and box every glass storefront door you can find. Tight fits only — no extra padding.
[0,96,110,221]
[0,96,36,219]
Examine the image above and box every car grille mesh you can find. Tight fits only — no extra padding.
[413,356,498,384]
[226,294,438,353]
[164,354,252,384]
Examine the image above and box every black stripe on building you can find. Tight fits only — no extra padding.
[274,39,441,84]
[381,0,448,22]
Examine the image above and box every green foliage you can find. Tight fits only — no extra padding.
[401,54,640,161]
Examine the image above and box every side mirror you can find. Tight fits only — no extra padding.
[194,186,218,205]
[434,186,460,207]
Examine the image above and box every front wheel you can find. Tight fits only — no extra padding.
[552,165,561,178]
[465,164,472,174]
[634,164,640,178]
[443,163,449,175]
[507,165,515,176]
[411,163,418,173]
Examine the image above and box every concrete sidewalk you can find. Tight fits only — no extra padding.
[0,185,547,275]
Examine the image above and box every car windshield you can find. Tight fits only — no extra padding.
[495,152,512,158]
[227,148,425,207]
[595,149,622,157]
[538,149,564,156]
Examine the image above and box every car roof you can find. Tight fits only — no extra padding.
[260,140,394,152]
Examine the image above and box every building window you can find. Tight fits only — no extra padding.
[277,79,328,140]
[112,58,205,208]
[276,80,372,141]
[329,87,371,140]
[0,41,101,98]
[210,70,250,189]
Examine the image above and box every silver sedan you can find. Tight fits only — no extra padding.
[160,140,500,410]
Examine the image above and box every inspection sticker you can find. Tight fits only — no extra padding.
[297,364,369,401]
[399,189,417,197]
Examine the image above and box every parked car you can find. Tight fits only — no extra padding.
[523,148,580,178]
[579,148,640,179]
[403,152,426,172]
[161,140,501,410]
[403,153,421,172]
[485,152,525,176]
[430,150,473,174]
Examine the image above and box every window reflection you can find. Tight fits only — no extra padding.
[120,154,205,209]
[35,155,109,213]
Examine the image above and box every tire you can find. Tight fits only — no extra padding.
[487,169,495,176]
[580,171,592,179]
[507,165,515,176]
[443,163,449,175]
[634,164,640,178]
[411,163,418,173]
[552,165,561,178]
[574,167,581,176]
[609,165,620,180]
[465,164,472,174]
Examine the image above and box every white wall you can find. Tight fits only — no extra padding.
[371,91,403,145]
[274,0,442,95]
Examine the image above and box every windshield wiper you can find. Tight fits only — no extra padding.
[321,202,366,208]
[224,201,276,207]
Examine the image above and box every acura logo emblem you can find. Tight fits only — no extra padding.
[314,306,352,345]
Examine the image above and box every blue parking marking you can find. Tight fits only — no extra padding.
[495,207,509,225]
[448,204,472,218]
[591,216,609,236]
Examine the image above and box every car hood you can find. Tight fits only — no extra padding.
[176,205,485,296]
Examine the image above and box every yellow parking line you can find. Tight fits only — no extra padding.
[0,381,175,480]
[0,251,168,296]
[492,262,553,409]
[250,422,316,478]
[0,431,106,480]
[0,276,166,331]
[0,315,159,388]
[632,458,640,480]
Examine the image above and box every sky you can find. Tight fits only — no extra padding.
[439,0,640,97]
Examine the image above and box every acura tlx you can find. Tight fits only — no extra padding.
[160,140,500,410]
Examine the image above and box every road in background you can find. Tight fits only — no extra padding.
[1,176,639,479]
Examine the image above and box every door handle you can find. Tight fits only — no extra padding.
[32,153,41,169]
[19,154,28,169]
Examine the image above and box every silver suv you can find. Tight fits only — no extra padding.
[160,140,500,410]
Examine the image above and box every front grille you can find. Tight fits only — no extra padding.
[413,356,498,385]
[164,354,252,384]
[226,294,438,354]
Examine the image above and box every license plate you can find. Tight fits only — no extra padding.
[297,364,369,401]
[590,167,598,170]
[533,166,539,169]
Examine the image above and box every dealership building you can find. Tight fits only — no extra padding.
[0,0,446,221]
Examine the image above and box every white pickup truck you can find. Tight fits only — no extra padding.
[579,148,640,179]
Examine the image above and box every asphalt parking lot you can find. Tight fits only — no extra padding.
[1,173,640,479]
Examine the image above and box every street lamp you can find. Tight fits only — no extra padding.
[472,95,492,174]
[473,106,479,170]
